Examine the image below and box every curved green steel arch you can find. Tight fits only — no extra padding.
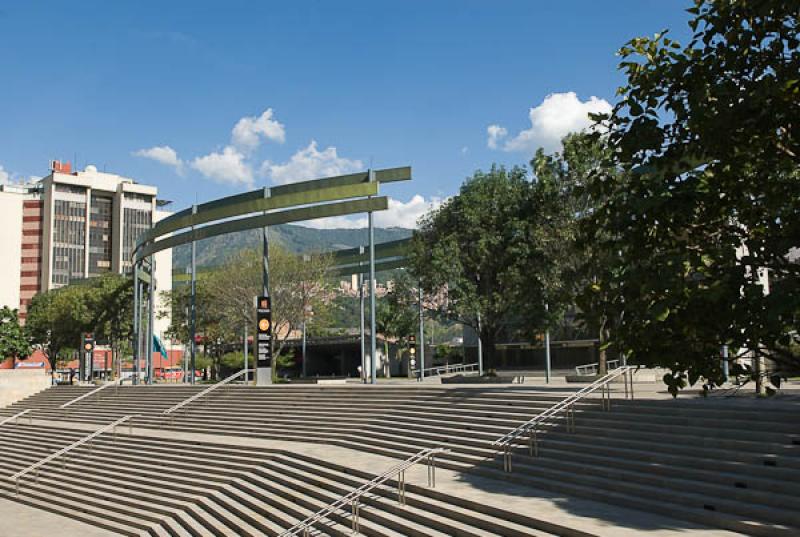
[132,166,411,264]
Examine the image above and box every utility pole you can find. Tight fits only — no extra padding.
[545,302,551,384]
[418,285,425,382]
[147,255,156,385]
[359,270,366,383]
[190,204,197,385]
[133,263,139,385]
[721,344,729,381]
[244,322,249,383]
[368,169,377,384]
[476,311,483,376]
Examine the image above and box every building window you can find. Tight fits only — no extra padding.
[88,194,113,276]
[122,207,152,272]
[52,199,86,286]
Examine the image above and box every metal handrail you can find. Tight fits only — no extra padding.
[493,366,637,471]
[162,369,251,415]
[59,381,119,409]
[280,447,449,536]
[10,414,137,495]
[575,359,620,376]
[0,409,33,427]
[412,362,478,377]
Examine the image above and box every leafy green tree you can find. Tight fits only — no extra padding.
[25,276,133,379]
[375,272,418,377]
[26,286,93,379]
[0,307,32,369]
[588,0,800,394]
[162,244,332,379]
[411,165,539,373]
[532,132,627,374]
[87,274,133,378]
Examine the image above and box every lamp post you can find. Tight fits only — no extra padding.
[545,303,551,384]
[418,285,425,382]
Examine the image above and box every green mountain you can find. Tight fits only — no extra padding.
[172,224,412,269]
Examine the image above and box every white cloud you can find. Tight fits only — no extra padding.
[191,146,253,186]
[486,125,507,149]
[133,145,184,173]
[262,140,363,185]
[489,92,611,154]
[300,194,443,230]
[461,146,469,155]
[376,194,442,228]
[0,165,9,184]
[300,215,367,230]
[231,108,285,150]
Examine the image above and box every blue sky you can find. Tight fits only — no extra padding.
[0,1,693,228]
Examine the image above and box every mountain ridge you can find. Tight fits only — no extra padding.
[172,224,412,269]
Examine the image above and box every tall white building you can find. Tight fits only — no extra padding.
[0,161,171,336]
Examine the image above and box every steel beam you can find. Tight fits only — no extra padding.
[135,197,389,262]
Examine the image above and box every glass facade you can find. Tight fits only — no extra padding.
[48,181,155,285]
[122,192,153,273]
[52,197,87,286]
[88,194,113,275]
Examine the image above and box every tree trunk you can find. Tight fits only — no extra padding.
[481,327,497,375]
[597,322,608,376]
[384,341,391,378]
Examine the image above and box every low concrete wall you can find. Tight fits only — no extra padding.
[0,370,51,408]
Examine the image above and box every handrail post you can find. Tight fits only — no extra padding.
[397,470,406,505]
[352,499,360,533]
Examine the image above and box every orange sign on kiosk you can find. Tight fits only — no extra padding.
[256,296,272,368]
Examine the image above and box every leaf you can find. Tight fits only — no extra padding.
[651,302,671,322]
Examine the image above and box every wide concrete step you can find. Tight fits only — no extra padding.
[535,435,800,495]
[0,423,569,536]
[265,453,557,537]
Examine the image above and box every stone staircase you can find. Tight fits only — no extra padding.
[0,422,564,537]
[2,384,799,536]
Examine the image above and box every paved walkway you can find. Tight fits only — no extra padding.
[0,497,118,537]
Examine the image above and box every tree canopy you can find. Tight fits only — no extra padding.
[587,0,800,393]
[25,274,133,376]
[162,243,333,379]
[0,307,31,368]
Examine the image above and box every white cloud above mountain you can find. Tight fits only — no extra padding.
[262,140,363,185]
[488,92,611,154]
[0,165,9,184]
[301,194,442,230]
[135,109,286,183]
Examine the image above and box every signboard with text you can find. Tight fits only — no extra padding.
[256,296,272,368]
